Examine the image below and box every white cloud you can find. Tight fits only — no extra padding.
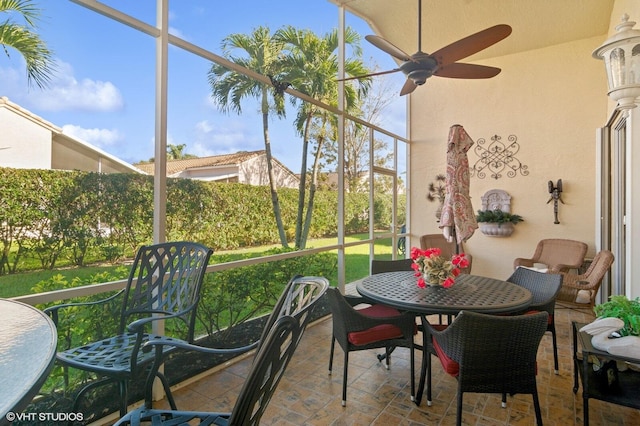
[62,124,122,147]
[29,61,124,112]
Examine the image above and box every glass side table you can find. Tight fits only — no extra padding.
[572,321,640,426]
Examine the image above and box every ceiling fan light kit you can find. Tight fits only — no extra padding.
[340,0,512,96]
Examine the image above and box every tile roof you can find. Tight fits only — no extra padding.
[135,150,265,175]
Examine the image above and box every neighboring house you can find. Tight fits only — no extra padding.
[135,150,299,188]
[0,97,142,174]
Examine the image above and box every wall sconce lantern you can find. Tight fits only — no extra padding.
[593,14,640,110]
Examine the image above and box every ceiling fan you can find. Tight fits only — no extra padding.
[341,0,512,96]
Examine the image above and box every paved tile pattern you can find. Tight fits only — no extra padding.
[159,303,640,425]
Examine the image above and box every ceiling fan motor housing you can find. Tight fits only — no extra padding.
[400,53,438,85]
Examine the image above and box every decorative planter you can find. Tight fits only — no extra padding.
[479,222,515,237]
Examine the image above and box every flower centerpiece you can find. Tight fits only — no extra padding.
[410,246,470,288]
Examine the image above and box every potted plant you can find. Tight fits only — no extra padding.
[593,295,640,337]
[476,209,524,237]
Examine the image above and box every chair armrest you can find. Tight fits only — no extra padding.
[513,258,534,269]
[548,263,576,273]
[343,294,371,308]
[126,307,196,333]
[144,336,259,355]
[43,288,125,325]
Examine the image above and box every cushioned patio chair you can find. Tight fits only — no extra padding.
[513,238,587,273]
[113,275,328,425]
[426,310,549,426]
[507,267,563,374]
[45,241,213,417]
[420,233,472,274]
[327,287,416,406]
[556,250,614,309]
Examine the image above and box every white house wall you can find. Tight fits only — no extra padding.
[241,156,298,188]
[0,103,53,169]
[410,35,607,280]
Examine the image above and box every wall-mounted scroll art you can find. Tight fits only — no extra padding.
[470,134,529,180]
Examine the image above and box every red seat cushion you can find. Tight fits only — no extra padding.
[347,304,404,346]
[525,310,553,325]
[432,337,459,377]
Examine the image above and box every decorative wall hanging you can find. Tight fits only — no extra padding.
[547,179,564,224]
[426,174,446,221]
[480,189,511,213]
[476,189,523,237]
[470,134,529,180]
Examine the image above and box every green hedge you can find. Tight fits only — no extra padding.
[0,167,405,274]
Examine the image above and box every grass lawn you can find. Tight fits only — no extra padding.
[0,234,400,298]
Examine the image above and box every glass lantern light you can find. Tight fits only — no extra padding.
[593,14,640,110]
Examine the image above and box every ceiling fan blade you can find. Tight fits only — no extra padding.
[399,78,418,96]
[365,35,412,62]
[337,68,401,82]
[431,24,512,66]
[435,63,502,79]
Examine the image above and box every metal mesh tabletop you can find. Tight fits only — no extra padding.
[0,299,57,421]
[358,271,532,315]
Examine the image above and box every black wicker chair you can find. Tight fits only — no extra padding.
[113,275,328,426]
[371,258,414,275]
[327,287,416,406]
[45,241,213,417]
[506,267,563,374]
[426,310,549,426]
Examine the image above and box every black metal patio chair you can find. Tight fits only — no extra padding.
[113,276,328,426]
[44,241,213,417]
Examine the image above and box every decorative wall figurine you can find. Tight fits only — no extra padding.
[547,179,563,224]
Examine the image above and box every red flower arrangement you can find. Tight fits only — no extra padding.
[410,246,470,288]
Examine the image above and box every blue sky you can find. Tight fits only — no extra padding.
[0,0,406,172]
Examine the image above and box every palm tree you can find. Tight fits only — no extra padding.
[276,26,370,249]
[208,26,289,247]
[0,0,55,88]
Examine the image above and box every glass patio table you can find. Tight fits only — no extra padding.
[357,271,533,405]
[0,299,57,425]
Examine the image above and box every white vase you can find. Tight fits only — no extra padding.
[479,222,514,237]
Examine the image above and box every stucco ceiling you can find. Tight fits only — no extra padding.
[329,0,614,62]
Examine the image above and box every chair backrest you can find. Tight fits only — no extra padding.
[228,277,328,425]
[420,233,472,273]
[120,241,213,341]
[507,267,563,314]
[576,250,615,283]
[228,315,300,425]
[532,239,587,270]
[435,310,548,390]
[559,250,614,306]
[371,258,414,275]
[420,233,460,258]
[257,275,329,351]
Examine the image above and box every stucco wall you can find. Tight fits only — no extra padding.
[409,35,608,280]
[0,105,52,169]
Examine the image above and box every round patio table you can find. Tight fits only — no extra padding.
[358,271,532,315]
[0,299,57,425]
[357,271,533,405]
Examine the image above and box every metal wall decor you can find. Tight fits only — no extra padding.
[547,179,564,224]
[470,134,529,179]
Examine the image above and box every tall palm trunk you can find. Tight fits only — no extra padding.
[300,133,325,249]
[294,111,313,249]
[261,87,288,247]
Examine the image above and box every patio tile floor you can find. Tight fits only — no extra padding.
[154,303,640,425]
